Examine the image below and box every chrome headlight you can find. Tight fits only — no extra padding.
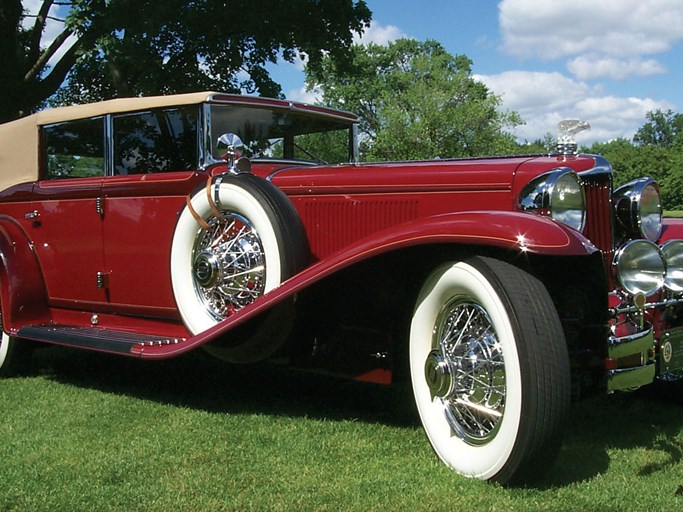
[613,239,665,296]
[662,240,683,293]
[519,168,586,232]
[613,178,662,242]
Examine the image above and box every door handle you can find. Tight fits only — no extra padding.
[25,210,41,226]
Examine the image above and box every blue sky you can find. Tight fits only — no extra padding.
[270,0,683,145]
[26,0,683,146]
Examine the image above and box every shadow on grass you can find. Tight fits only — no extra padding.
[28,344,418,428]
[24,344,683,488]
[539,384,683,488]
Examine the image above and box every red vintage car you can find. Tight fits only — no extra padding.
[0,92,682,484]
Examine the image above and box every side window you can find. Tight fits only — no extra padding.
[43,117,105,179]
[113,107,198,175]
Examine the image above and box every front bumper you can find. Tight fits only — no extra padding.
[606,324,683,391]
[606,325,656,392]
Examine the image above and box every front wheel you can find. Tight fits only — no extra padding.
[409,256,570,484]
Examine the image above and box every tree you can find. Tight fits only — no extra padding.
[305,39,522,161]
[586,137,683,211]
[0,0,371,123]
[633,109,683,148]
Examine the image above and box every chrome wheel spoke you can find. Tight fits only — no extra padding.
[432,301,506,445]
[192,212,266,320]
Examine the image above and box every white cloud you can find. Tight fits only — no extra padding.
[284,21,406,74]
[21,1,78,70]
[286,86,322,105]
[354,21,407,45]
[567,55,667,81]
[284,21,407,102]
[500,0,683,60]
[499,0,683,81]
[476,70,673,142]
[21,1,67,41]
[491,0,680,140]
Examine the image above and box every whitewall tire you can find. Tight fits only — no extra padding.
[171,173,307,362]
[409,256,570,484]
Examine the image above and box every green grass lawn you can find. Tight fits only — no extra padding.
[665,210,683,218]
[2,346,683,511]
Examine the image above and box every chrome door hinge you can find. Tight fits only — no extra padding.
[96,197,104,217]
[96,271,110,289]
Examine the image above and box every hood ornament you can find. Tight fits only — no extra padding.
[556,120,590,155]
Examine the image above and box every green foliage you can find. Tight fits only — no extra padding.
[306,39,522,161]
[291,131,352,164]
[633,109,683,148]
[1,1,371,122]
[586,137,683,210]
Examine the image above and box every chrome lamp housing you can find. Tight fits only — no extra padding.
[518,168,586,232]
[613,177,663,242]
[613,240,665,297]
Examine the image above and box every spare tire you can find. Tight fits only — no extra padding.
[171,173,308,362]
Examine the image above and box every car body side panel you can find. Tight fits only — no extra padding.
[133,210,597,359]
[0,216,50,332]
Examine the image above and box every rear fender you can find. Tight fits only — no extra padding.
[0,216,48,332]
[135,210,595,359]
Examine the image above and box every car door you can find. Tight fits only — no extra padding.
[100,107,204,318]
[30,116,107,308]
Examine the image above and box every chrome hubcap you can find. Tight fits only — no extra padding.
[192,212,266,320]
[193,252,221,288]
[428,300,506,445]
[424,349,455,399]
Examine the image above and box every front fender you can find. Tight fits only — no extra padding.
[366,210,598,256]
[0,216,49,332]
[135,210,595,359]
[660,218,683,243]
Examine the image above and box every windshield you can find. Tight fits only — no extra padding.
[207,104,356,165]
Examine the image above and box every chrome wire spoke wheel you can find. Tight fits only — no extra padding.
[172,174,308,362]
[410,257,570,484]
[192,212,266,320]
[427,300,505,445]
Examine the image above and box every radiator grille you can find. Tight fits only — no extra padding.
[582,173,614,268]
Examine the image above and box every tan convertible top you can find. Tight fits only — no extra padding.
[0,92,216,193]
[0,92,357,192]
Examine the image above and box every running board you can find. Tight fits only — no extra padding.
[17,325,186,355]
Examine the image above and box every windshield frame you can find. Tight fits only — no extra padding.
[200,101,359,168]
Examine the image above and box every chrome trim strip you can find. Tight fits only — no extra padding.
[104,114,113,176]
[608,323,654,360]
[609,296,683,317]
[607,364,656,392]
[578,155,614,178]
[199,103,212,170]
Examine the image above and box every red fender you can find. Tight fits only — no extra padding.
[660,218,683,243]
[135,210,596,359]
[0,216,49,332]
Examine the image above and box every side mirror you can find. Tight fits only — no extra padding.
[217,133,251,174]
